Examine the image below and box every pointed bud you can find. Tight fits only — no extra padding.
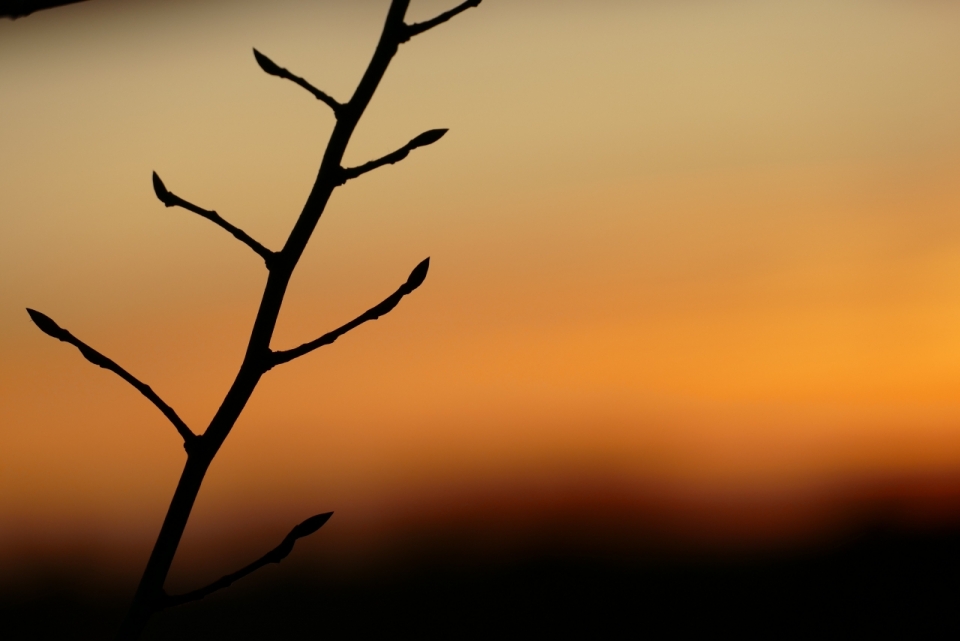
[253,48,284,77]
[406,257,430,290]
[409,129,448,150]
[26,308,63,339]
[152,172,171,205]
[290,512,333,539]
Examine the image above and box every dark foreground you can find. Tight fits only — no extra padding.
[4,522,959,639]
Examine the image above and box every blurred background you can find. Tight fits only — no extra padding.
[3,0,960,635]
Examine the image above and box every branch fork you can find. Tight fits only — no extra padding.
[27,2,484,638]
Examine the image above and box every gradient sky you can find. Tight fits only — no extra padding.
[3,0,960,582]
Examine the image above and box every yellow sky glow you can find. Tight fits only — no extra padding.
[3,0,960,577]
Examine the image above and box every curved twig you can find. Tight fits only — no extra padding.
[152,172,276,268]
[270,258,429,367]
[26,309,197,446]
[338,129,448,185]
[161,512,333,608]
[253,49,342,116]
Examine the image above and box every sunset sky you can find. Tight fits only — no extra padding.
[3,0,960,586]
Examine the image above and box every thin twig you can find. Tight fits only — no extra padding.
[26,308,197,446]
[161,512,333,608]
[338,129,448,185]
[152,172,275,267]
[270,258,429,367]
[401,0,482,42]
[253,49,342,116]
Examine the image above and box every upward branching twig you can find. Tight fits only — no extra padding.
[27,2,483,639]
[271,258,430,367]
[161,512,333,608]
[152,172,276,267]
[401,0,482,41]
[338,129,448,185]
[25,309,197,447]
[253,48,343,116]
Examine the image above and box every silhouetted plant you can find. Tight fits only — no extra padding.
[26,1,482,638]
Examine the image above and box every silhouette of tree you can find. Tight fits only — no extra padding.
[26,1,483,638]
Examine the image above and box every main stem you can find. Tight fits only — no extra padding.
[115,3,411,638]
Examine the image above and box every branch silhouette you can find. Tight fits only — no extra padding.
[402,0,482,41]
[152,172,276,267]
[253,48,343,116]
[338,129,448,185]
[0,0,86,19]
[161,512,333,608]
[25,2,482,638]
[26,308,197,446]
[271,258,429,367]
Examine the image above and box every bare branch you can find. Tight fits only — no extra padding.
[26,308,197,446]
[152,172,276,267]
[401,0,482,42]
[1,0,87,19]
[161,512,333,608]
[271,257,430,367]
[338,129,447,185]
[253,49,342,116]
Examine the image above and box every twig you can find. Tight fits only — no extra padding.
[271,258,429,367]
[401,0,482,42]
[253,49,343,116]
[26,308,197,447]
[152,172,275,267]
[338,129,448,185]
[161,512,333,608]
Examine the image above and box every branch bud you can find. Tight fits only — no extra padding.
[409,129,448,150]
[152,172,172,206]
[405,257,430,291]
[26,308,64,339]
[289,512,333,539]
[253,49,284,77]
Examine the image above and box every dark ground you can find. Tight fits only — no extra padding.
[3,521,959,639]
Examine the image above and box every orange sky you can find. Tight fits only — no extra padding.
[3,0,960,581]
